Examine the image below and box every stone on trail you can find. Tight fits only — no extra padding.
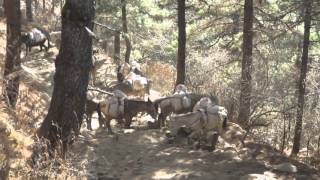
[240,171,277,180]
[272,162,297,173]
[123,129,135,134]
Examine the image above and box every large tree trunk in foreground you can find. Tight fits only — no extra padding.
[238,0,253,127]
[26,0,33,21]
[291,0,312,156]
[176,0,186,86]
[3,0,21,108]
[37,0,95,155]
[121,0,131,63]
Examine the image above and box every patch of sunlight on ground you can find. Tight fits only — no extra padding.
[152,169,190,179]
[175,158,200,165]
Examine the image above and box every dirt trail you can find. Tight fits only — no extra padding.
[70,122,320,180]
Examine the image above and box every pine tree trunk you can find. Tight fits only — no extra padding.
[3,0,21,108]
[114,32,120,65]
[281,116,287,153]
[51,0,55,14]
[0,0,4,17]
[26,0,33,21]
[34,0,39,12]
[37,0,95,155]
[42,0,45,11]
[121,0,131,63]
[176,0,186,86]
[238,0,253,126]
[291,0,312,156]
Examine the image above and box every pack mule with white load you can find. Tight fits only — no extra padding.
[99,91,157,133]
[168,103,228,151]
[151,85,218,128]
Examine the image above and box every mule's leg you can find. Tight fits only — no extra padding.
[86,113,92,130]
[26,45,30,55]
[98,114,104,128]
[45,40,49,51]
[105,117,114,134]
[207,132,219,152]
[124,116,132,129]
[159,112,168,128]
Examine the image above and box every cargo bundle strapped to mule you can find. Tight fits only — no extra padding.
[168,104,228,151]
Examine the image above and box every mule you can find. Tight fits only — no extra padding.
[99,98,157,134]
[21,27,51,55]
[151,93,218,128]
[107,80,151,100]
[168,106,228,151]
[117,61,144,82]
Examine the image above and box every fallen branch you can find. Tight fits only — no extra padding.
[87,86,113,96]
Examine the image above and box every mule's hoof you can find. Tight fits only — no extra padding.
[167,138,174,144]
[147,121,160,129]
[192,142,200,150]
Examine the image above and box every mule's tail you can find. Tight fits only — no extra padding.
[223,117,227,130]
[96,103,104,127]
[46,33,52,49]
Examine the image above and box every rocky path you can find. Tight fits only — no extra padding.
[69,121,320,180]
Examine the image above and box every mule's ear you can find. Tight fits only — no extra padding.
[148,97,152,103]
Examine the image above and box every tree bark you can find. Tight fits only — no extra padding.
[51,0,56,14]
[3,0,21,108]
[37,0,95,155]
[291,0,312,156]
[34,0,39,12]
[121,0,131,63]
[114,32,120,65]
[238,0,253,126]
[42,0,45,11]
[176,0,186,86]
[26,0,33,21]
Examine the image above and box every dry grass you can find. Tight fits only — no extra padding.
[143,61,176,95]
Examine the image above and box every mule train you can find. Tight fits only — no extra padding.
[85,90,157,134]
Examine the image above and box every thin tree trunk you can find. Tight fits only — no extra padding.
[26,0,33,21]
[121,0,131,63]
[60,0,64,12]
[317,135,320,155]
[3,0,21,108]
[37,0,95,155]
[51,0,55,14]
[238,0,253,127]
[281,114,287,153]
[0,0,4,17]
[306,137,311,157]
[114,32,120,65]
[291,0,312,156]
[35,0,39,13]
[42,0,45,11]
[176,0,186,86]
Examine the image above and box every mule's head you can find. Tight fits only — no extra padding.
[146,98,158,120]
[21,32,30,43]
